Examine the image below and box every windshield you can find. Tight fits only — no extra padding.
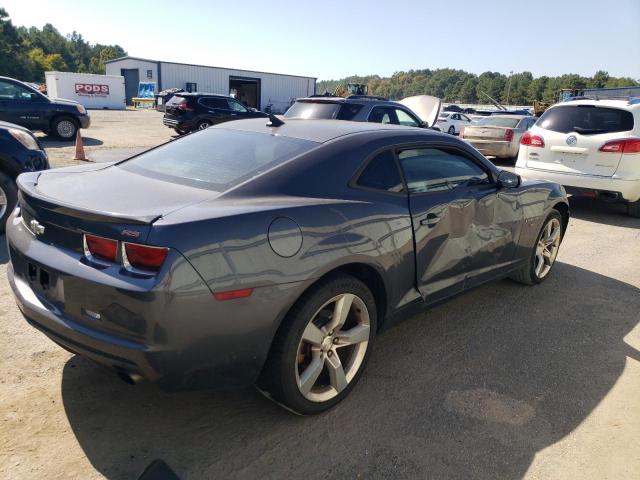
[120,128,317,190]
[476,117,521,127]
[538,105,634,134]
[284,101,341,119]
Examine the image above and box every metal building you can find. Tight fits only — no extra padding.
[104,56,316,113]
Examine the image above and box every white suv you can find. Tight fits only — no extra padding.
[515,99,640,217]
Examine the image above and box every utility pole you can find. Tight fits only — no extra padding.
[506,70,514,106]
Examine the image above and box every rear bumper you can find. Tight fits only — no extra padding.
[162,116,195,131]
[467,139,518,158]
[6,211,300,390]
[514,167,640,202]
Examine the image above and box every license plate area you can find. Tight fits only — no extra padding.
[27,262,63,306]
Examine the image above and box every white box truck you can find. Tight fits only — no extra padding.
[45,71,126,110]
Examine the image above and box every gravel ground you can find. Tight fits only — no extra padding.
[1,111,639,479]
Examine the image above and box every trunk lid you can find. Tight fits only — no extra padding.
[463,125,512,140]
[17,163,216,251]
[524,104,634,177]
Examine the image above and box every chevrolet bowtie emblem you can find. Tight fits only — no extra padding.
[29,219,45,236]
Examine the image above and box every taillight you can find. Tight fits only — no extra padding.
[521,131,545,147]
[84,234,118,262]
[503,128,514,142]
[123,242,169,272]
[177,103,190,111]
[599,138,640,154]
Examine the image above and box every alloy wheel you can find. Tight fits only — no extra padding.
[295,293,371,402]
[534,218,561,279]
[57,120,76,138]
[198,122,211,130]
[0,186,7,219]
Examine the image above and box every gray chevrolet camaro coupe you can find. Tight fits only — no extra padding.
[7,118,569,414]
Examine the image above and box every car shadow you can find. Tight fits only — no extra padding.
[37,136,104,148]
[569,196,638,229]
[60,263,640,479]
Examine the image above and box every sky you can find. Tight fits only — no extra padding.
[3,0,639,80]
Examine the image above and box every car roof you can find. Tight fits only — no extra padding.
[214,118,439,143]
[481,114,529,119]
[177,92,232,98]
[553,98,640,111]
[295,95,401,106]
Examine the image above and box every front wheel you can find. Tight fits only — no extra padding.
[197,120,212,130]
[258,274,377,415]
[510,211,563,285]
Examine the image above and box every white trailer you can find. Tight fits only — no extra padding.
[45,71,126,110]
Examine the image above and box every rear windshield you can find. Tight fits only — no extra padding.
[537,105,634,134]
[476,117,521,127]
[166,95,188,106]
[119,128,317,190]
[284,101,340,119]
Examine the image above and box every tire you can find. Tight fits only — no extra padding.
[173,128,187,135]
[510,210,563,285]
[628,200,640,218]
[0,172,18,233]
[197,120,212,131]
[258,274,377,415]
[51,116,78,140]
[448,125,456,135]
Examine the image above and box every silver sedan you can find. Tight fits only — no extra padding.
[461,115,537,159]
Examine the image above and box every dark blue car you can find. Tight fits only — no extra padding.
[0,121,49,231]
[7,119,569,414]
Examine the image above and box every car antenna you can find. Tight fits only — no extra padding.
[267,113,285,127]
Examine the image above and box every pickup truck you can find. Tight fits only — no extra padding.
[0,76,91,140]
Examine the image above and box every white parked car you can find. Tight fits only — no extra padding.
[437,112,472,135]
[515,99,640,217]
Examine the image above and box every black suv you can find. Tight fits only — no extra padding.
[0,76,91,140]
[0,121,49,230]
[284,94,440,129]
[163,93,268,134]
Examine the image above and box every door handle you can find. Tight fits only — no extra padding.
[420,213,440,228]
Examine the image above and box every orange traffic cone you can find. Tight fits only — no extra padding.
[74,130,87,161]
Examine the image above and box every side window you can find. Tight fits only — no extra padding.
[398,148,490,194]
[336,103,364,120]
[200,97,228,109]
[0,80,34,101]
[461,114,471,122]
[368,107,398,125]
[228,99,248,112]
[395,109,420,127]
[356,150,404,193]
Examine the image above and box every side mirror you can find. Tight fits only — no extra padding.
[498,170,520,189]
[420,121,429,129]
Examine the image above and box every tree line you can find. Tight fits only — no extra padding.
[0,8,126,82]
[317,69,639,105]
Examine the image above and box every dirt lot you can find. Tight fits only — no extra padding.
[1,111,639,479]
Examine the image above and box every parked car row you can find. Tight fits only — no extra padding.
[2,75,639,418]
